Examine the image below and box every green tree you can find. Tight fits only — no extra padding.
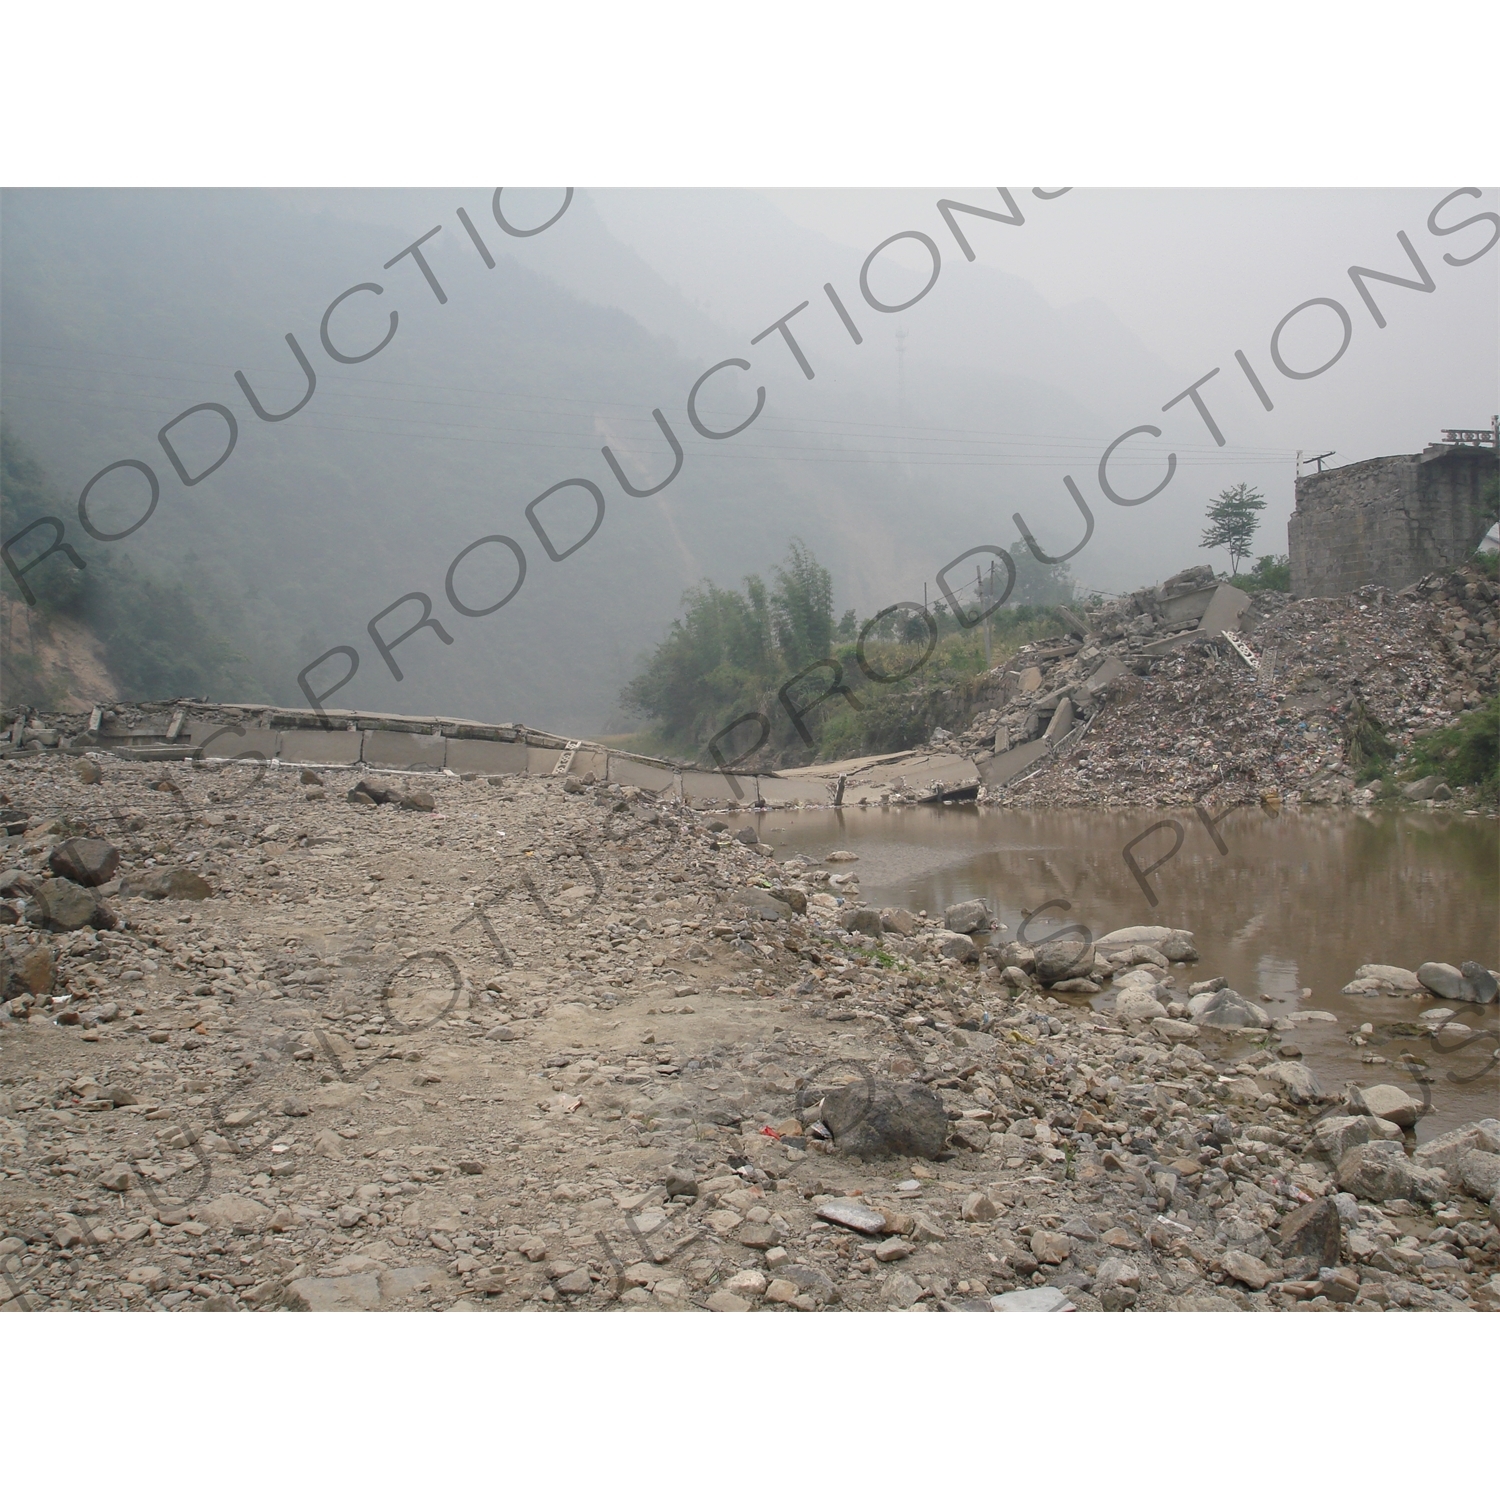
[1241,553,1291,592]
[1200,482,1266,574]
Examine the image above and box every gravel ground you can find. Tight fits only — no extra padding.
[1,755,1497,1313]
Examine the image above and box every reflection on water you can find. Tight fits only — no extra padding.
[737,803,1500,1137]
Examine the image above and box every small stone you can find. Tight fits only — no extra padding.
[398,790,436,812]
[764,1278,799,1303]
[706,1290,751,1311]
[97,1163,134,1193]
[74,758,101,785]
[961,1192,998,1223]
[1030,1230,1071,1264]
[816,1198,886,1234]
[663,1166,698,1198]
[1221,1250,1273,1289]
[738,1223,781,1250]
[991,1287,1074,1312]
[726,1270,767,1296]
[300,768,324,785]
[764,1246,790,1270]
[873,1237,912,1262]
[555,1269,593,1295]
[279,1096,311,1117]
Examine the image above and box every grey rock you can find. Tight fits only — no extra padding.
[1402,774,1442,799]
[1460,961,1499,1005]
[768,887,807,915]
[47,838,120,888]
[937,932,978,963]
[398,789,436,812]
[1336,1140,1448,1204]
[1259,1060,1324,1105]
[120,867,213,901]
[1314,1114,1402,1161]
[821,1081,949,1161]
[1222,1250,1273,1289]
[990,1287,1075,1312]
[1416,962,1465,1000]
[663,1166,698,1198]
[1341,964,1422,996]
[1412,1119,1500,1172]
[285,1274,382,1310]
[1278,1197,1341,1272]
[1459,1150,1500,1204]
[733,826,760,845]
[840,907,884,938]
[1351,1083,1421,1127]
[1191,989,1270,1029]
[816,1198,887,1234]
[944,899,993,934]
[1092,1257,1140,1311]
[880,907,919,937]
[1034,938,1095,986]
[1159,933,1199,962]
[31,877,115,931]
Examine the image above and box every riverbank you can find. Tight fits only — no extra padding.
[1,755,1496,1313]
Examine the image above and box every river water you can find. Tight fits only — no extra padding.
[729,804,1500,1138]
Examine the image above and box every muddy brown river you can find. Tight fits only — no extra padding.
[730,804,1500,1139]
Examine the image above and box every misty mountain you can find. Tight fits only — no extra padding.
[3,187,1238,736]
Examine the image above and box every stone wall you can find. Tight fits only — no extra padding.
[1288,444,1497,598]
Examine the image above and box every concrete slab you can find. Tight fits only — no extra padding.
[526,744,572,776]
[757,775,833,804]
[568,748,609,782]
[607,755,676,793]
[981,737,1051,787]
[183,721,280,763]
[1198,583,1251,637]
[1157,584,1218,624]
[1084,656,1127,693]
[682,769,741,803]
[278,728,364,766]
[1044,697,1075,741]
[443,737,529,777]
[363,730,448,771]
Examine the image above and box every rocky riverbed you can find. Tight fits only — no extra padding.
[1,753,1497,1313]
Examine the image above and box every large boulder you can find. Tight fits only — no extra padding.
[1115,992,1167,1024]
[31,877,116,931]
[47,838,120,888]
[839,907,884,938]
[1314,1114,1402,1162]
[1191,989,1270,1029]
[1034,938,1095,986]
[1341,964,1422,996]
[1278,1197,1341,1273]
[1458,1150,1500,1204]
[1416,962,1465,1000]
[2,942,58,997]
[944,899,993,934]
[820,1081,949,1162]
[1259,1060,1324,1105]
[1336,1140,1447,1204]
[937,933,978,963]
[1412,1120,1500,1172]
[1350,1084,1421,1128]
[1460,962,1499,1005]
[120,867,213,901]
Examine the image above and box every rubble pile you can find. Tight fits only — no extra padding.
[1,750,1497,1313]
[937,563,1499,807]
